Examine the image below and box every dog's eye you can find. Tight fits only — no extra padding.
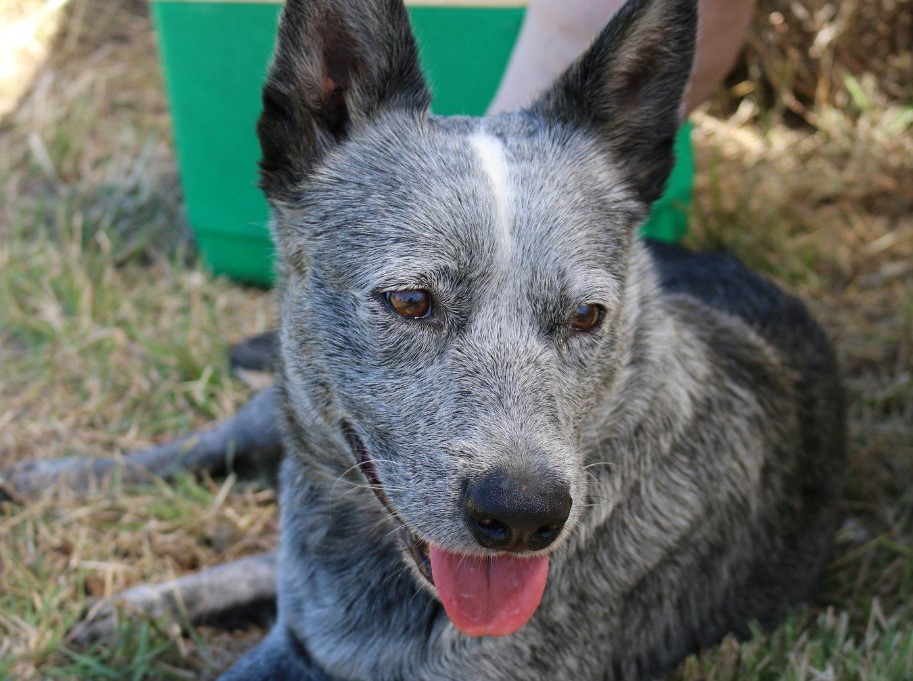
[570,303,604,332]
[386,290,432,319]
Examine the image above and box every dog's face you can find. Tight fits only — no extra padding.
[261,0,695,637]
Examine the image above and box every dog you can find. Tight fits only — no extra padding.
[219,0,845,678]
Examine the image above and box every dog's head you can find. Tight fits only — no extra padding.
[260,0,695,637]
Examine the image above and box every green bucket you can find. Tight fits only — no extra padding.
[152,0,691,286]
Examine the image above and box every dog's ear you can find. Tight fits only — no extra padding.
[529,0,696,206]
[258,0,431,201]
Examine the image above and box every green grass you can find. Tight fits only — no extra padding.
[56,622,190,681]
[1,466,277,679]
[671,609,913,681]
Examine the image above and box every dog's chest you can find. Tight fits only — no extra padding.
[287,509,635,681]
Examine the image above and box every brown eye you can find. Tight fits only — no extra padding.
[570,303,603,332]
[386,290,431,319]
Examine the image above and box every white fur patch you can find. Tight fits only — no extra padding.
[470,132,512,258]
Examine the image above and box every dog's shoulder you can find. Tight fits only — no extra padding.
[644,238,844,470]
[645,238,801,327]
[643,238,836,373]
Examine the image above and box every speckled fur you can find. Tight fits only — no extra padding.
[220,1,845,679]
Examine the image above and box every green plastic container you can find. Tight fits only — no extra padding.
[152,0,691,286]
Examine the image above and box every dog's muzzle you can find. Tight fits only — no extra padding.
[339,422,564,638]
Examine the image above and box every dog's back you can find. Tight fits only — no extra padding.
[649,240,844,541]
[649,240,844,486]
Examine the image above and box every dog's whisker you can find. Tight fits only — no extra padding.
[381,524,404,543]
[337,481,409,496]
[357,457,402,467]
[329,461,372,498]
[329,467,411,502]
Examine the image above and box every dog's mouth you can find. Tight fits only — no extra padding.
[342,422,551,637]
[342,424,432,583]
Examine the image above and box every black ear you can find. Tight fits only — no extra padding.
[258,0,431,201]
[530,0,696,206]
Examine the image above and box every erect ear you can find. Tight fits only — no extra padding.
[529,0,696,206]
[257,0,431,201]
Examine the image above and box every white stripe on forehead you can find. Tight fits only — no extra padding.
[469,132,513,258]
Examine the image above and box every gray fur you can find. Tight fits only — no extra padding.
[221,0,844,679]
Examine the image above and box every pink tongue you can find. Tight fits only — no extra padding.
[429,546,549,637]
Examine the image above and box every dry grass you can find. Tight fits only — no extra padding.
[0,0,188,260]
[1,2,277,677]
[1,0,911,678]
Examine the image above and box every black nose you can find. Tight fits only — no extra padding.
[464,469,572,552]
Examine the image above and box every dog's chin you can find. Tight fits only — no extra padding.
[341,423,434,586]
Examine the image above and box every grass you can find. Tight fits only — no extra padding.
[1,0,911,678]
[669,610,913,681]
[1,471,277,679]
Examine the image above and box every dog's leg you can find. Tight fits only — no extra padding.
[69,552,278,646]
[229,330,279,372]
[218,625,336,681]
[0,386,282,501]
